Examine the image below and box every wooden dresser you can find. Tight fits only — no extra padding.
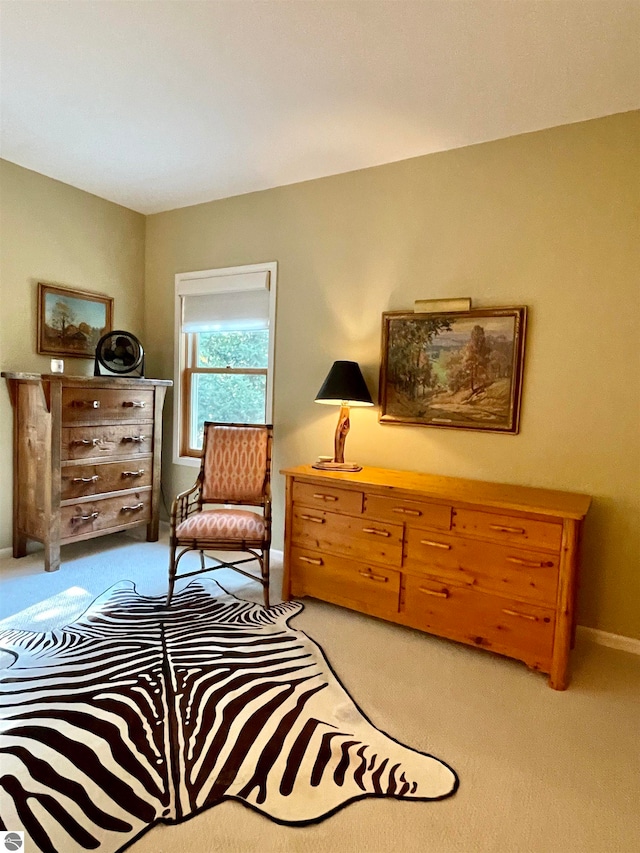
[3,373,172,572]
[281,465,591,689]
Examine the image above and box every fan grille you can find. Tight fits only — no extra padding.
[95,331,144,376]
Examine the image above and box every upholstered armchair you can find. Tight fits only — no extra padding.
[167,422,273,606]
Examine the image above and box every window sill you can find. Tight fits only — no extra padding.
[173,452,201,468]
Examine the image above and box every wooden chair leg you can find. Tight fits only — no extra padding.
[261,548,270,608]
[167,542,178,606]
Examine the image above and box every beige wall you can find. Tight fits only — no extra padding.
[145,112,640,640]
[0,160,146,549]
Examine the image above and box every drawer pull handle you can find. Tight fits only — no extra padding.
[122,469,145,478]
[121,502,145,513]
[122,400,146,408]
[300,513,325,524]
[72,438,101,447]
[70,511,99,524]
[72,399,100,409]
[419,539,451,550]
[359,570,388,583]
[312,493,338,502]
[392,507,422,516]
[362,527,391,537]
[418,586,449,599]
[71,475,100,484]
[490,524,526,535]
[502,608,537,621]
[299,555,323,565]
[122,435,147,443]
[506,556,552,568]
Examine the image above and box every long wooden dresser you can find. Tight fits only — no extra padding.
[3,373,172,572]
[281,465,591,689]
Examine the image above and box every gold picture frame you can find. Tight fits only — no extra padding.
[379,306,527,433]
[37,282,113,359]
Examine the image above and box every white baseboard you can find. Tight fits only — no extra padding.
[577,625,640,656]
[0,547,12,559]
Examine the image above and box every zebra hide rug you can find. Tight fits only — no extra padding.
[0,579,458,853]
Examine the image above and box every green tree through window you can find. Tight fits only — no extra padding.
[190,330,269,449]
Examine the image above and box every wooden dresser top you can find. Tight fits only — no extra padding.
[281,464,591,520]
[2,372,172,387]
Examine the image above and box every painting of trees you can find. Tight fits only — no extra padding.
[49,300,75,339]
[380,308,527,433]
[37,283,113,358]
[387,316,452,400]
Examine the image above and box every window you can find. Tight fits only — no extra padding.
[174,263,277,464]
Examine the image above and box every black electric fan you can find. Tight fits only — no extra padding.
[94,330,145,377]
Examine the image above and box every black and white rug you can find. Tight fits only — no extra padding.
[0,580,458,852]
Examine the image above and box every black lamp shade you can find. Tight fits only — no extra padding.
[315,361,374,407]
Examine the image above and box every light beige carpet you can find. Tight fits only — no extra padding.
[1,530,639,852]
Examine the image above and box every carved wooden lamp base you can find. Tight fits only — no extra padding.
[312,405,363,471]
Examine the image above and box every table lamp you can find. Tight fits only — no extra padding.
[313,360,374,472]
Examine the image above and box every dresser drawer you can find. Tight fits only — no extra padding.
[290,546,401,617]
[293,481,363,515]
[61,489,152,539]
[62,388,155,424]
[453,508,562,552]
[62,424,152,461]
[363,494,452,530]
[61,458,153,500]
[401,574,555,670]
[291,505,403,566]
[404,528,559,606]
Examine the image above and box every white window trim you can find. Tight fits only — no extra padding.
[173,261,277,466]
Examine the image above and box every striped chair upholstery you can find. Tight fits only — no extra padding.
[201,425,269,503]
[168,422,273,606]
[175,509,267,543]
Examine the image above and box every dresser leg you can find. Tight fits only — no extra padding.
[548,669,568,691]
[44,542,60,572]
[549,643,569,689]
[13,532,27,559]
[146,520,159,542]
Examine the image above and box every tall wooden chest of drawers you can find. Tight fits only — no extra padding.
[281,465,591,689]
[3,373,172,572]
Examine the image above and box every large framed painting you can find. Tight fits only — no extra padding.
[37,282,113,358]
[379,306,527,433]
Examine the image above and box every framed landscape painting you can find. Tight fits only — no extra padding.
[379,306,527,433]
[37,282,113,358]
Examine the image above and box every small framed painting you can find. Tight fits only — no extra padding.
[379,306,527,433]
[37,282,113,359]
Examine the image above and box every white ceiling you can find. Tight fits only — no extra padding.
[1,1,638,215]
